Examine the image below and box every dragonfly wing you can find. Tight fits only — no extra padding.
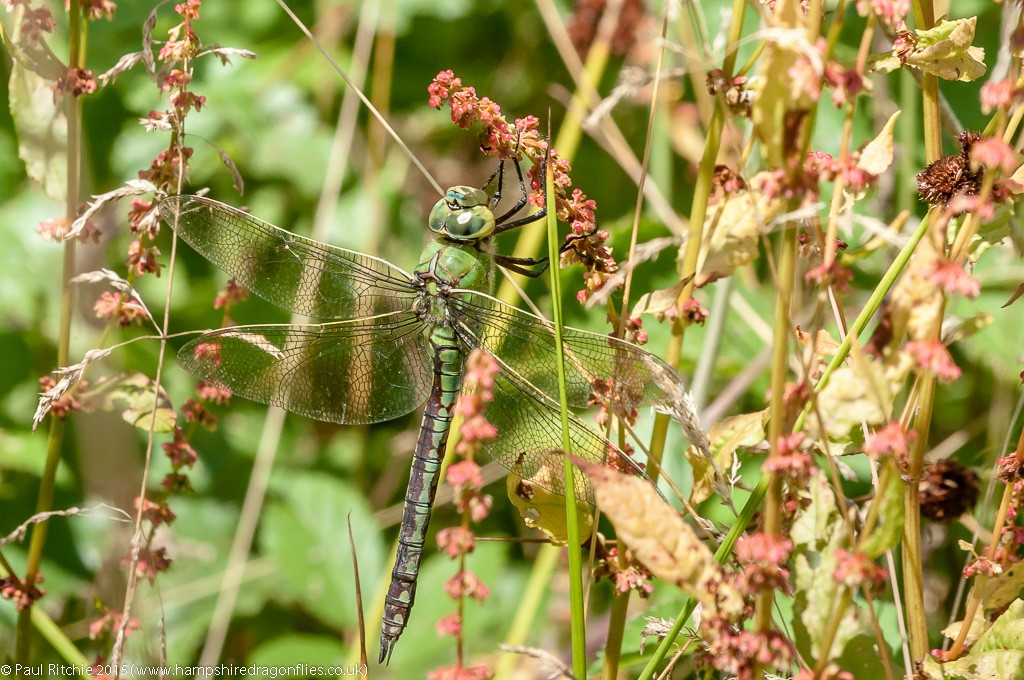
[178,312,431,424]
[472,361,655,504]
[159,195,420,319]
[451,292,684,414]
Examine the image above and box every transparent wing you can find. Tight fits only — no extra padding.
[475,360,655,504]
[178,312,431,424]
[159,195,420,319]
[451,291,684,414]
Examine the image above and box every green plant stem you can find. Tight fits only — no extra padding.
[645,0,745,483]
[637,206,935,678]
[602,583,631,680]
[754,211,798,634]
[636,474,769,680]
[546,162,586,680]
[16,1,83,672]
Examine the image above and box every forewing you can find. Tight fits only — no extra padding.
[451,292,684,414]
[178,312,431,424]
[159,195,419,319]
[475,362,655,504]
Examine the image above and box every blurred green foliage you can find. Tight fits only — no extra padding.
[1,0,1023,677]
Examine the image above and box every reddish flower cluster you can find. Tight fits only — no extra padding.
[735,532,793,595]
[594,546,655,597]
[905,340,962,383]
[702,621,796,680]
[88,609,140,641]
[980,79,1023,115]
[824,62,868,108]
[0,572,44,611]
[213,279,250,314]
[928,259,980,298]
[122,546,172,585]
[864,421,914,459]
[428,70,615,302]
[55,66,98,97]
[832,549,888,591]
[94,291,147,327]
[855,0,909,30]
[706,69,753,117]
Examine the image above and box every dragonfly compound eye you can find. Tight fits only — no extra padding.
[428,199,496,240]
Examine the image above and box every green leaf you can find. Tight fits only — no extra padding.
[684,410,766,505]
[791,474,875,663]
[922,600,1024,679]
[860,458,904,560]
[1,16,67,201]
[249,633,348,666]
[261,471,385,630]
[984,564,1024,614]
[875,17,987,82]
[81,373,177,433]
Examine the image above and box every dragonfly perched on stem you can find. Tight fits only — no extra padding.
[159,154,684,663]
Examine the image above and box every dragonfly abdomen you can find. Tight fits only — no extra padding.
[379,327,465,664]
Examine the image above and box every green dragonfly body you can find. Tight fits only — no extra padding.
[158,185,682,663]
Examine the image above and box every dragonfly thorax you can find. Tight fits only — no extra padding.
[428,185,496,241]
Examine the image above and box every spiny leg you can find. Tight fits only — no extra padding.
[493,153,548,235]
[481,159,505,211]
[493,156,531,225]
[493,253,549,278]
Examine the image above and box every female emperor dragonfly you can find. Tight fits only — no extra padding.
[158,162,684,663]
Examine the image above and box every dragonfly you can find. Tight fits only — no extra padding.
[158,164,684,663]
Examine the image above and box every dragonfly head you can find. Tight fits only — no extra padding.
[429,185,496,241]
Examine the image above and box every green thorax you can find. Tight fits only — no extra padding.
[414,185,497,299]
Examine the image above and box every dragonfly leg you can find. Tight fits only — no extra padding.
[493,253,549,278]
[493,153,547,234]
[482,159,505,210]
[493,153,530,223]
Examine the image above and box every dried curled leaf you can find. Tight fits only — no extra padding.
[857,111,900,176]
[685,410,767,505]
[575,460,742,620]
[507,453,594,545]
[875,17,986,82]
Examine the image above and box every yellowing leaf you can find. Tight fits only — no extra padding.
[751,0,815,168]
[698,180,784,283]
[507,454,593,545]
[685,410,767,504]
[630,279,688,320]
[806,358,892,443]
[575,460,743,620]
[910,18,986,82]
[81,373,177,433]
[857,112,900,176]
[983,563,1024,613]
[925,600,1024,680]
[795,326,842,357]
[2,20,68,201]
[792,474,871,660]
[875,18,987,82]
